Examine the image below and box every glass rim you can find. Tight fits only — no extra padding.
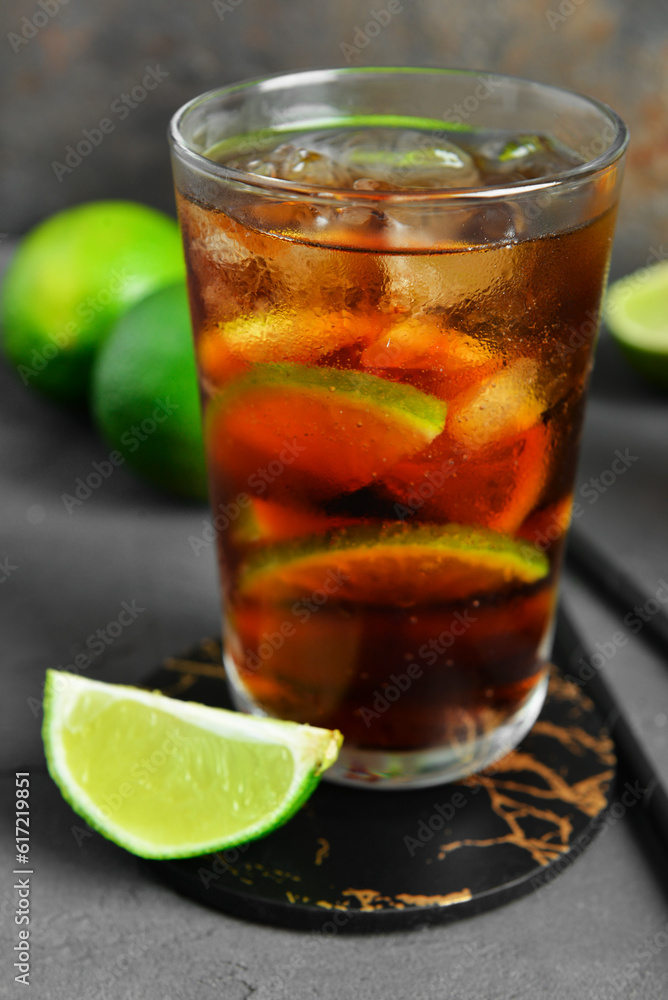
[169,66,629,205]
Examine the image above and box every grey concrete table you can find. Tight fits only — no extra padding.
[2,239,668,998]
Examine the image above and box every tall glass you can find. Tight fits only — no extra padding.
[169,68,627,788]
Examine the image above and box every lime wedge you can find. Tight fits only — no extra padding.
[239,523,549,606]
[207,364,447,498]
[42,671,342,859]
[605,262,668,388]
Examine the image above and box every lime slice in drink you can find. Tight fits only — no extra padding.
[239,523,549,606]
[206,364,447,499]
[42,671,342,859]
[605,262,668,388]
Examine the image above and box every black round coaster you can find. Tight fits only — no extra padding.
[148,638,615,932]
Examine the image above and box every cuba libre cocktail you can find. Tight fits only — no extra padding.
[170,69,627,785]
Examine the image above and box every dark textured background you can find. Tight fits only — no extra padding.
[2,0,668,274]
[3,6,668,998]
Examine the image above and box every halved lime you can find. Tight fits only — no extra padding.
[239,523,549,606]
[206,364,447,498]
[42,671,341,859]
[605,262,668,388]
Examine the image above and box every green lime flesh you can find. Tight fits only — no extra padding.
[42,671,342,859]
[605,262,668,388]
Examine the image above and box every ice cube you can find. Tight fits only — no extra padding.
[381,133,480,189]
[476,133,583,181]
[448,359,545,449]
[381,240,522,314]
[361,315,495,374]
[177,196,272,320]
[178,196,255,268]
[226,128,480,190]
[352,178,395,191]
[215,307,378,365]
[228,142,353,187]
[460,204,517,244]
[382,417,550,533]
[320,128,480,189]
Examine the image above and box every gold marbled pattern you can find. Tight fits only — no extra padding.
[157,648,615,918]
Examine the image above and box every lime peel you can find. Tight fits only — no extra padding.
[239,522,550,606]
[214,363,447,441]
[42,670,342,860]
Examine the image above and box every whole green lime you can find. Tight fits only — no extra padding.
[91,283,208,500]
[1,201,185,405]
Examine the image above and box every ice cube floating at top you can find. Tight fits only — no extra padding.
[219,126,584,190]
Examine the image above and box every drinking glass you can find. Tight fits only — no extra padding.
[169,68,627,787]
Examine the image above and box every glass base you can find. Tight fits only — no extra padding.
[227,662,549,790]
[327,671,549,789]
